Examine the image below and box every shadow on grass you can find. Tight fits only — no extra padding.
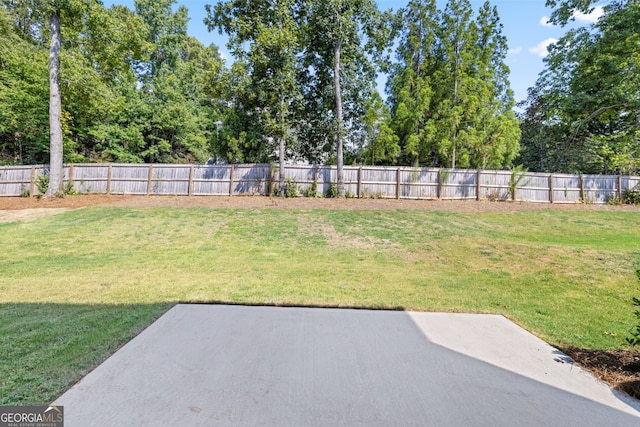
[0,302,173,406]
[1,300,404,406]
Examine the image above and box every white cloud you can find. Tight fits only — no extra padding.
[573,5,605,23]
[529,38,558,58]
[539,16,554,27]
[508,47,523,55]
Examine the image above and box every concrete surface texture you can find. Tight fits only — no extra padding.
[54,305,640,426]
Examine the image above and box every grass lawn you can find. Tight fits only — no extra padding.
[1,205,639,405]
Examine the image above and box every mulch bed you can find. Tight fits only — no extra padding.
[562,347,640,400]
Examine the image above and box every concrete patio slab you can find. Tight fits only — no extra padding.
[54,304,640,426]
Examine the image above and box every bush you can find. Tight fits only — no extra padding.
[283,179,298,198]
[626,269,640,347]
[303,179,318,198]
[325,182,339,198]
[274,179,298,198]
[35,173,49,198]
[623,185,640,205]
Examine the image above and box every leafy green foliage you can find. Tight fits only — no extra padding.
[0,0,224,165]
[519,0,640,175]
[508,165,528,201]
[35,173,49,197]
[626,270,640,346]
[623,185,640,205]
[0,6,49,164]
[325,182,339,198]
[388,0,520,169]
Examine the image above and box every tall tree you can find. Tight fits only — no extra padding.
[301,0,390,196]
[0,5,49,164]
[361,92,399,165]
[389,0,519,169]
[206,0,301,194]
[519,0,639,174]
[388,0,439,166]
[46,5,63,196]
[135,0,188,79]
[435,0,477,169]
[466,1,520,169]
[545,0,601,26]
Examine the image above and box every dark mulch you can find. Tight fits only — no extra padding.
[563,347,640,400]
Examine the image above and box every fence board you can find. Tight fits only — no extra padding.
[479,171,511,201]
[232,165,270,195]
[441,169,477,200]
[520,173,552,203]
[399,168,439,199]
[582,175,618,204]
[553,175,581,203]
[71,164,109,194]
[192,165,232,195]
[0,166,34,197]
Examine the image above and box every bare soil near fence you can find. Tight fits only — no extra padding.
[2,193,640,212]
[1,193,640,399]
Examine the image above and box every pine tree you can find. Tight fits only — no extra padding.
[388,0,439,166]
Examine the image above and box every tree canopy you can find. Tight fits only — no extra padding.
[1,0,579,179]
[519,0,639,174]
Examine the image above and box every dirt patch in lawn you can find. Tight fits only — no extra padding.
[0,207,71,223]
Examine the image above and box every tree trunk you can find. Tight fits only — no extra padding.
[451,55,458,170]
[334,39,345,197]
[45,10,63,198]
[278,136,285,196]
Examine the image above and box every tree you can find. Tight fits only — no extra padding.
[387,0,439,166]
[46,5,63,197]
[0,6,49,164]
[206,0,302,194]
[388,0,519,169]
[545,0,601,26]
[433,0,479,169]
[361,92,399,165]
[519,0,639,174]
[134,0,188,79]
[301,0,390,196]
[466,1,520,169]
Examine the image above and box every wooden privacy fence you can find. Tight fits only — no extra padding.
[0,163,639,204]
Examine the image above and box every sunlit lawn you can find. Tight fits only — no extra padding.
[1,206,639,404]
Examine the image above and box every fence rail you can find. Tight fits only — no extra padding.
[1,163,638,204]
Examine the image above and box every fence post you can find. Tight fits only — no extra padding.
[30,166,36,197]
[437,169,442,199]
[618,175,623,201]
[579,174,585,202]
[147,164,154,195]
[188,165,194,196]
[357,167,362,198]
[396,168,401,200]
[476,170,481,201]
[229,164,235,196]
[68,164,74,188]
[549,174,554,204]
[107,164,113,194]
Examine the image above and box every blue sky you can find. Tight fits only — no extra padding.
[105,0,606,105]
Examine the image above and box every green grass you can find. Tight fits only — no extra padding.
[1,206,639,405]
